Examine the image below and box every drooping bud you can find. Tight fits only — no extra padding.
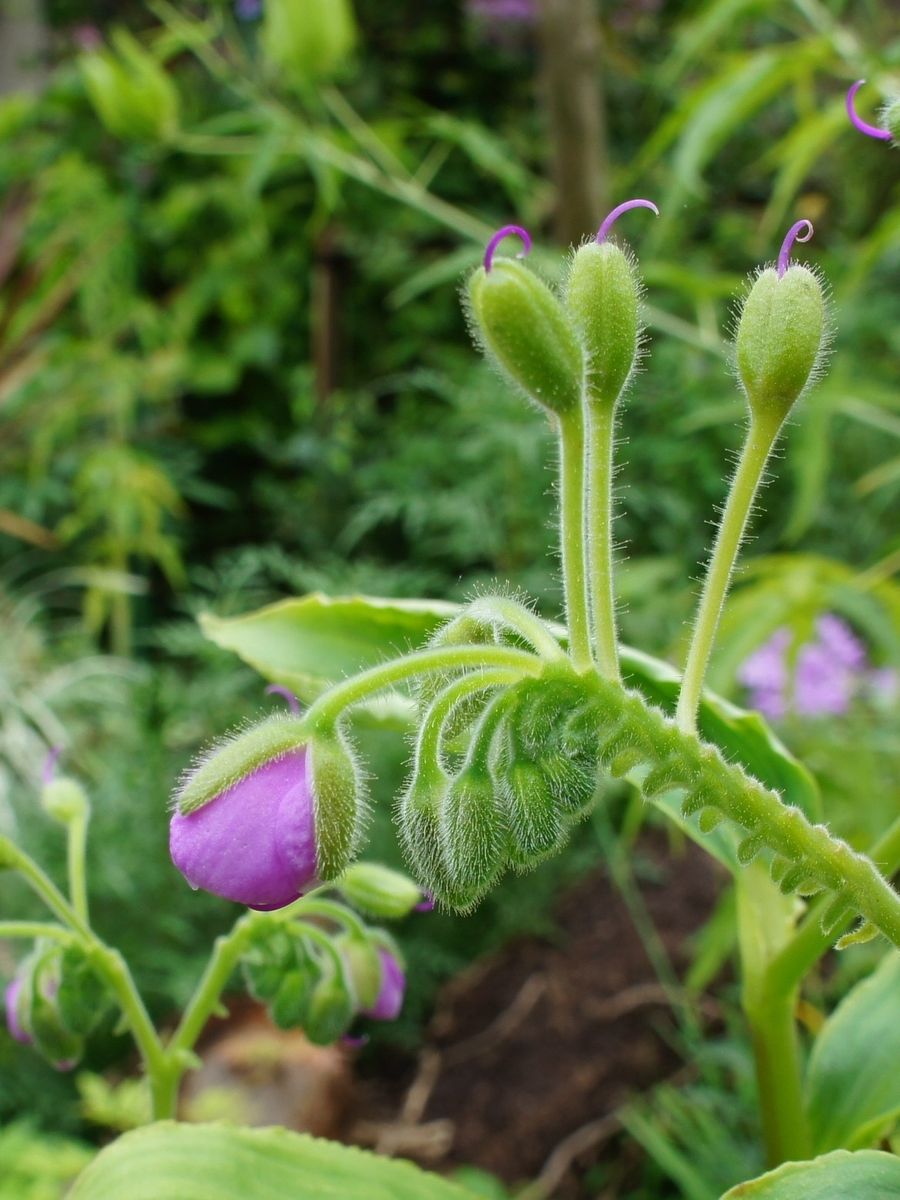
[170,714,364,910]
[337,862,425,920]
[846,80,894,142]
[242,927,304,1005]
[55,945,109,1037]
[440,770,507,899]
[260,0,357,86]
[79,29,179,142]
[466,226,583,416]
[10,947,83,1070]
[303,961,356,1046]
[360,947,406,1022]
[500,759,562,868]
[565,199,658,409]
[735,220,827,427]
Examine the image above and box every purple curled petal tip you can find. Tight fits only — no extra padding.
[415,890,435,913]
[42,746,63,786]
[777,219,814,278]
[483,224,531,272]
[846,80,891,141]
[596,198,659,244]
[265,684,301,715]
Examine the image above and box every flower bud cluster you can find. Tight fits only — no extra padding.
[79,29,179,143]
[4,941,110,1070]
[241,905,407,1045]
[399,654,604,911]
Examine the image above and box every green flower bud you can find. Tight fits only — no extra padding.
[885,98,900,140]
[501,760,562,868]
[19,946,83,1070]
[565,241,639,408]
[55,945,109,1037]
[466,226,583,417]
[337,863,425,920]
[735,221,827,426]
[42,778,89,825]
[333,933,382,1011]
[303,963,355,1046]
[440,770,507,900]
[80,29,179,143]
[242,928,300,1004]
[270,968,315,1031]
[260,0,357,87]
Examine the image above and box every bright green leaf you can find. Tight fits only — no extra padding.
[69,1122,479,1200]
[805,953,900,1152]
[719,1149,900,1199]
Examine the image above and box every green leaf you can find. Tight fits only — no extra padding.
[199,594,457,704]
[719,1150,900,1199]
[69,1122,479,1200]
[805,953,900,1152]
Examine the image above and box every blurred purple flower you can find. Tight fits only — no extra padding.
[738,615,892,721]
[72,25,103,52]
[361,949,406,1022]
[235,0,263,21]
[467,0,536,22]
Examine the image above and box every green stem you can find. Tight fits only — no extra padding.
[0,921,71,941]
[305,645,539,729]
[6,843,169,1116]
[67,811,90,925]
[415,669,521,778]
[558,412,593,671]
[586,400,620,680]
[293,898,369,941]
[676,417,780,733]
[465,596,566,661]
[747,989,810,1166]
[766,814,900,999]
[168,913,259,1062]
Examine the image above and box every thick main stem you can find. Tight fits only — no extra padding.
[586,401,620,680]
[676,417,779,732]
[748,989,811,1166]
[558,412,593,671]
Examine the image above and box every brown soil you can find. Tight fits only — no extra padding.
[349,834,723,1197]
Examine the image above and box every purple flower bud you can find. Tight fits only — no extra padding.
[361,949,406,1022]
[846,80,892,142]
[5,978,32,1046]
[170,750,319,910]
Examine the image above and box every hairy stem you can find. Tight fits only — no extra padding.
[586,401,620,680]
[676,417,779,733]
[558,412,593,671]
[465,596,566,661]
[306,645,540,729]
[67,810,90,925]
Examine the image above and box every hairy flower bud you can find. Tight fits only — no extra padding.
[564,200,658,409]
[10,948,83,1070]
[5,977,32,1046]
[303,962,355,1046]
[467,226,583,416]
[337,862,425,919]
[501,760,562,867]
[260,0,357,86]
[440,771,507,898]
[735,221,827,426]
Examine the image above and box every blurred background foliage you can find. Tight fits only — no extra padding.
[0,0,898,1189]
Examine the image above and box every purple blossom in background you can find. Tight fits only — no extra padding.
[737,614,896,720]
[235,0,263,21]
[467,0,536,22]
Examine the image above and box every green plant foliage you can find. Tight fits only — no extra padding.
[719,1150,900,1200]
[68,1122,480,1200]
[804,953,900,1153]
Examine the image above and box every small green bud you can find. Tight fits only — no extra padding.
[260,0,357,86]
[501,761,562,868]
[303,963,355,1046]
[55,945,109,1037]
[466,226,583,417]
[333,933,382,1011]
[440,770,507,898]
[24,947,83,1070]
[565,242,639,408]
[242,928,301,1004]
[337,863,424,920]
[270,968,315,1030]
[735,221,827,425]
[41,778,88,825]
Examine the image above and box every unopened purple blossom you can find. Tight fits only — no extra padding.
[5,978,32,1046]
[235,0,263,21]
[361,949,406,1022]
[170,749,319,910]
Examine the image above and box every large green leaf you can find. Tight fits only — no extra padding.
[805,953,900,1153]
[201,593,820,828]
[719,1150,900,1199]
[200,594,457,703]
[69,1122,478,1200]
